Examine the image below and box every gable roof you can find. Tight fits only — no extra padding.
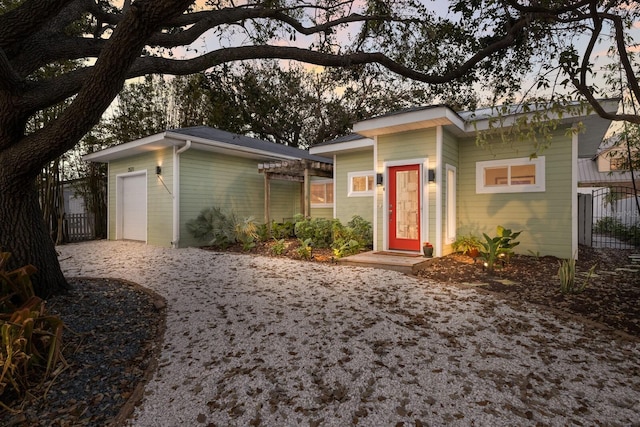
[84,126,331,163]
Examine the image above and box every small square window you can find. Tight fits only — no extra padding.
[348,171,375,197]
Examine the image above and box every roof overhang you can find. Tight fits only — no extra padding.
[84,130,305,163]
[309,137,374,156]
[353,106,466,137]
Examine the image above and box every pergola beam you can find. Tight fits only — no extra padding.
[258,158,333,224]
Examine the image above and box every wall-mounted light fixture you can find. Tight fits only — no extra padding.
[428,169,436,182]
[376,173,384,186]
[156,166,162,175]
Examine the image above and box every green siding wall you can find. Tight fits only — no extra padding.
[108,148,174,247]
[109,148,302,248]
[178,150,300,247]
[334,151,374,225]
[270,179,302,222]
[311,207,333,219]
[377,129,437,250]
[457,129,574,258]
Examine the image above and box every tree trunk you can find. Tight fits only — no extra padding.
[0,175,70,298]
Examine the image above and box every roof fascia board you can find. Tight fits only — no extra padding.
[353,106,465,137]
[83,132,170,162]
[309,138,374,155]
[466,99,620,133]
[164,131,301,161]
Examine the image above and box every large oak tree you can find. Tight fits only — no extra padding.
[1,0,639,297]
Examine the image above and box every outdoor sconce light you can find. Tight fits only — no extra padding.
[428,169,436,182]
[156,166,162,175]
[376,173,384,186]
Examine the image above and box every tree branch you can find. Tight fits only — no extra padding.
[0,0,73,48]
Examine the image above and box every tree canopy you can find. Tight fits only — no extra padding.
[2,0,640,296]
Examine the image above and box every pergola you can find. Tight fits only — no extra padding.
[258,159,333,225]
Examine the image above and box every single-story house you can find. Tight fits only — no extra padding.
[84,126,332,248]
[309,99,619,259]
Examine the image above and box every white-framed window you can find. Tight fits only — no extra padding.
[476,156,545,194]
[311,180,334,207]
[347,171,375,197]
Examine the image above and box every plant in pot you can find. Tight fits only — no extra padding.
[452,234,482,259]
[422,242,434,257]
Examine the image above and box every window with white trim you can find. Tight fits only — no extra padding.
[347,171,375,197]
[476,157,545,194]
[311,180,334,207]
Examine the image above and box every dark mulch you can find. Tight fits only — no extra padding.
[415,245,640,338]
[0,278,166,427]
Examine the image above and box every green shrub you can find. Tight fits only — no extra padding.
[186,206,236,248]
[296,238,313,260]
[593,216,626,234]
[331,216,373,258]
[479,225,522,272]
[235,216,259,251]
[452,234,482,254]
[271,221,295,239]
[558,255,596,294]
[294,217,336,248]
[0,253,64,406]
[186,206,259,250]
[271,238,286,255]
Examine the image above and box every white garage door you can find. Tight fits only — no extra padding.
[121,174,147,241]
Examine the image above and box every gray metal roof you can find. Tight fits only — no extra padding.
[578,158,640,185]
[169,126,331,163]
[312,133,368,147]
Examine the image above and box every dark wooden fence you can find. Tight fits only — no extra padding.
[64,213,95,242]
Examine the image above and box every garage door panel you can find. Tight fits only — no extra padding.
[121,174,146,241]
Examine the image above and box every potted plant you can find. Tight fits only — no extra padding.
[452,234,482,259]
[422,242,434,257]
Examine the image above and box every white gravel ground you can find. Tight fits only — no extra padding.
[57,240,640,427]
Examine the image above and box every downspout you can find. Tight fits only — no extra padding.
[172,140,192,248]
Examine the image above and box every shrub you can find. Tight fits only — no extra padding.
[558,254,597,294]
[234,216,259,251]
[593,217,625,234]
[271,221,295,239]
[296,238,313,259]
[271,238,286,255]
[0,253,64,406]
[452,234,482,254]
[479,225,522,272]
[186,206,236,248]
[331,216,373,258]
[294,217,336,248]
[186,206,259,250]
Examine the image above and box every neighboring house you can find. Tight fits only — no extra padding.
[578,135,640,188]
[309,100,619,259]
[84,126,332,248]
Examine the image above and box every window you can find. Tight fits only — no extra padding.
[311,180,333,207]
[348,171,375,197]
[476,157,545,194]
[610,156,629,171]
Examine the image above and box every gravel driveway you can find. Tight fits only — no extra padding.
[58,241,640,426]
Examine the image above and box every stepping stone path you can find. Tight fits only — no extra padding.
[618,253,640,275]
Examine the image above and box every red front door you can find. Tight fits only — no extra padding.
[389,165,421,251]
